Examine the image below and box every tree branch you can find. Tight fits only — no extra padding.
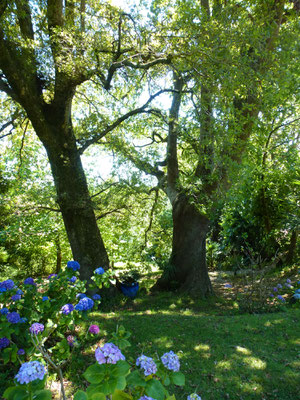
[15,0,34,40]
[78,89,174,154]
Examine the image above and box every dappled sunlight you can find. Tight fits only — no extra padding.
[235,345,252,355]
[194,344,210,352]
[215,360,232,370]
[241,381,263,394]
[243,356,267,370]
[153,336,174,348]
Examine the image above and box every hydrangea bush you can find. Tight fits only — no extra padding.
[0,260,201,400]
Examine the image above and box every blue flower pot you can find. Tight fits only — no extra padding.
[120,282,139,298]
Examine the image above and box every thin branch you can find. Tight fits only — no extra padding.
[143,188,159,249]
[90,183,119,198]
[78,89,175,154]
[96,206,128,219]
[18,120,29,176]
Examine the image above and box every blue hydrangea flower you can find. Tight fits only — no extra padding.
[224,283,232,288]
[11,294,21,301]
[75,297,94,311]
[94,267,105,275]
[48,274,57,280]
[293,293,300,300]
[67,261,80,271]
[7,312,21,324]
[16,289,23,295]
[139,397,156,400]
[95,343,125,364]
[136,355,157,376]
[24,277,36,286]
[286,278,291,284]
[15,361,46,384]
[69,276,77,283]
[17,348,25,355]
[269,293,274,298]
[42,296,49,301]
[92,294,101,300]
[161,350,180,372]
[273,287,278,292]
[0,307,9,315]
[295,289,300,294]
[19,317,27,323]
[29,323,44,335]
[0,337,10,349]
[0,279,15,291]
[277,295,285,302]
[187,394,202,400]
[285,283,292,289]
[76,293,87,299]
[61,304,74,315]
[277,283,282,289]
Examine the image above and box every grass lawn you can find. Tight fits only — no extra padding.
[66,287,300,400]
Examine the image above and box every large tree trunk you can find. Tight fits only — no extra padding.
[31,108,109,282]
[153,194,213,297]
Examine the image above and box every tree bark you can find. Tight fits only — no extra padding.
[153,194,212,297]
[35,110,109,281]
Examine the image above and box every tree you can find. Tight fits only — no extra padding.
[0,0,169,280]
[102,0,299,295]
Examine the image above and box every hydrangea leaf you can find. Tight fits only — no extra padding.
[114,361,131,377]
[33,390,52,400]
[3,386,28,400]
[170,372,185,386]
[84,363,106,384]
[74,390,88,400]
[97,377,118,395]
[126,370,146,387]
[145,379,166,400]
[90,394,107,400]
[112,389,133,400]
[116,375,126,390]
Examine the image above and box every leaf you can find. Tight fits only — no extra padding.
[84,363,106,384]
[170,372,185,386]
[90,394,106,400]
[33,389,52,400]
[116,376,126,391]
[3,386,28,400]
[74,390,88,400]
[145,379,166,400]
[114,361,130,377]
[112,389,133,400]
[126,370,146,387]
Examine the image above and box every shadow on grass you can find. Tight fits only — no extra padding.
[69,307,300,400]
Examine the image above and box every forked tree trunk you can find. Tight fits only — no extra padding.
[153,194,213,297]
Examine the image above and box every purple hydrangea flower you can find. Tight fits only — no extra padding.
[11,294,21,301]
[269,294,274,298]
[67,335,75,347]
[95,343,125,364]
[224,283,232,288]
[17,349,25,355]
[61,304,74,315]
[42,296,49,301]
[0,337,10,349]
[7,312,21,324]
[187,394,202,400]
[15,361,46,384]
[277,295,285,302]
[48,274,57,280]
[29,323,44,335]
[67,261,80,271]
[136,355,157,376]
[286,279,291,284]
[277,283,282,289]
[0,307,9,315]
[161,350,180,372]
[0,279,15,291]
[92,294,101,301]
[89,324,100,334]
[273,287,278,292]
[94,267,105,275]
[69,276,77,283]
[75,297,94,311]
[24,277,36,286]
[76,293,87,299]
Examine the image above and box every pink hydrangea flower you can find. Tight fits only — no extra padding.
[89,324,100,334]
